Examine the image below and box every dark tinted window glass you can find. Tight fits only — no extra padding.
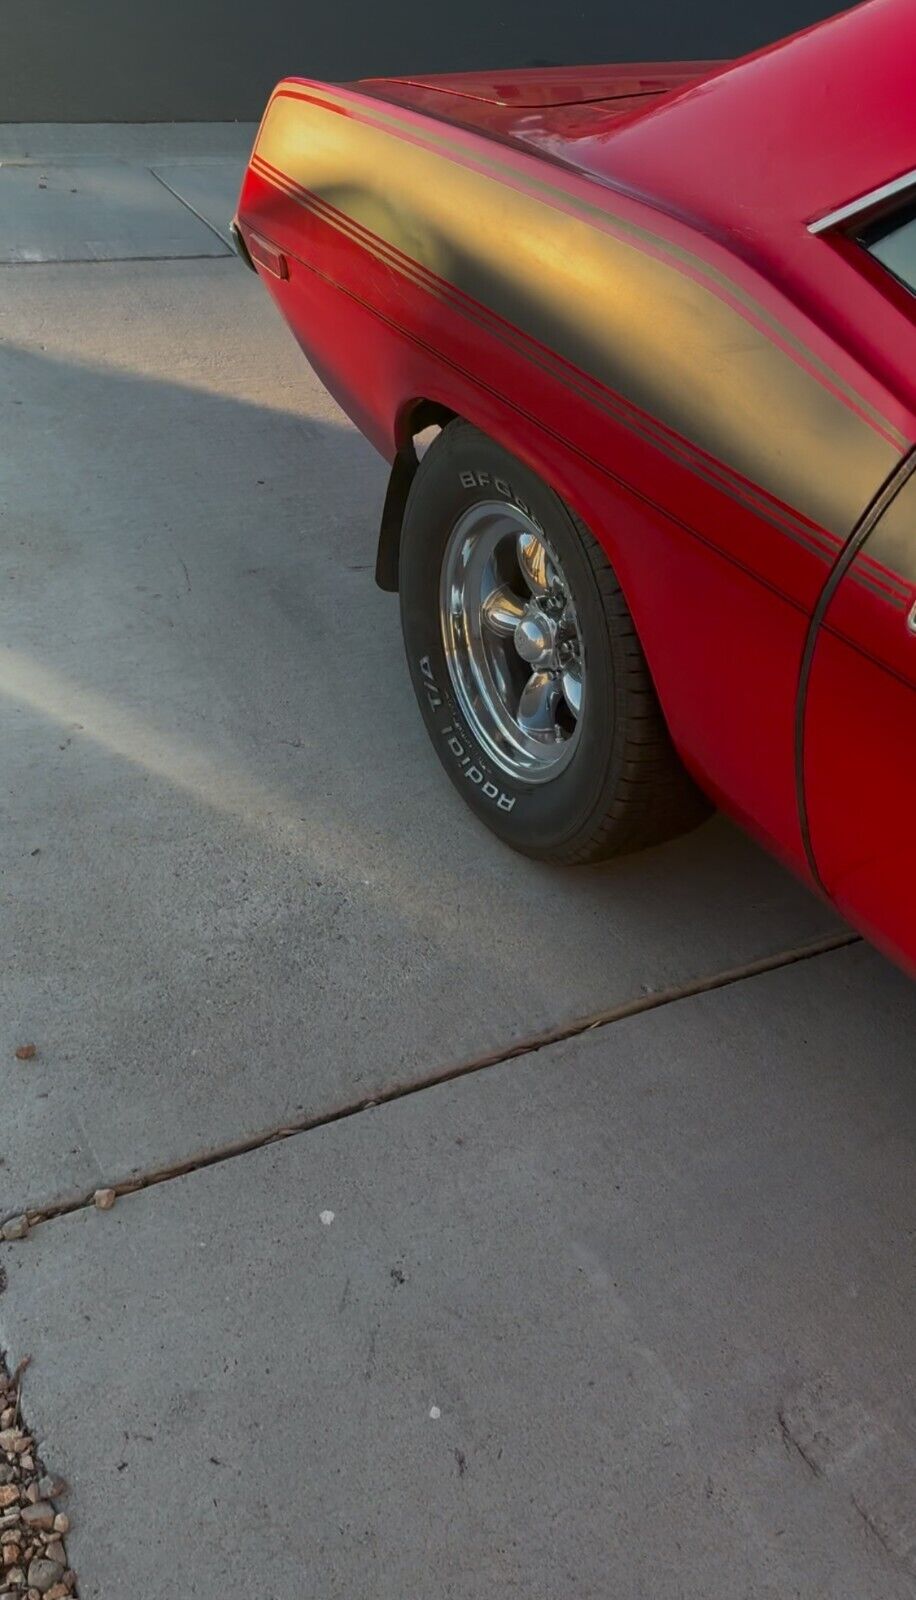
[857,199,916,295]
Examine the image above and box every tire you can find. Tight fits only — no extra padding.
[398,420,710,863]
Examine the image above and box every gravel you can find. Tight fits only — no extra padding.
[20,1507,54,1532]
[0,1358,76,1598]
[27,1557,64,1594]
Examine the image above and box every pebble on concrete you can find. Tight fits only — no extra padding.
[14,1045,36,1062]
[1,1216,30,1242]
[93,1188,116,1211]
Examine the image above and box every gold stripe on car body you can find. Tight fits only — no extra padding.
[252,152,842,568]
[253,87,904,542]
[268,85,909,450]
[857,468,916,589]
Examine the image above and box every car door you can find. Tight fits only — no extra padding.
[802,197,916,971]
[803,452,916,971]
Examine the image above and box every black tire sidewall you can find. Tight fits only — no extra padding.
[399,425,624,856]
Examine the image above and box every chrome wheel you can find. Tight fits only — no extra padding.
[439,502,585,783]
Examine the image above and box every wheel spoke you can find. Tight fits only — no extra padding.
[517,670,563,738]
[481,582,527,638]
[517,532,551,598]
[561,666,583,719]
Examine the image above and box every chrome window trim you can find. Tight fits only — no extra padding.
[808,168,916,234]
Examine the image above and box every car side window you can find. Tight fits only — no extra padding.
[856,199,916,295]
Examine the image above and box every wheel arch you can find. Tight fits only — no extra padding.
[374,398,457,591]
[375,395,633,597]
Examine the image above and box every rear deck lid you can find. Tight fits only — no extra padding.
[360,62,724,110]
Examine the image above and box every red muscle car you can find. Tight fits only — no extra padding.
[234,0,916,975]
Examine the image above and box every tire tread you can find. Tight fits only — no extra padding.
[550,506,710,864]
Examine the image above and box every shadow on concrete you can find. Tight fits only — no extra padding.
[1,329,857,1214]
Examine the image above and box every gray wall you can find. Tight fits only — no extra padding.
[0,0,848,122]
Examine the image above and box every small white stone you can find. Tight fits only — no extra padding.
[319,1210,335,1226]
[428,1406,441,1420]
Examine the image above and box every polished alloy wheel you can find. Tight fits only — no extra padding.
[439,502,585,783]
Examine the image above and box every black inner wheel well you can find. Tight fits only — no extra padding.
[375,400,456,592]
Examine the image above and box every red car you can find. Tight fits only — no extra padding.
[234,0,916,974]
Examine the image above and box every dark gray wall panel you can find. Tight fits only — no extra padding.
[0,1,849,122]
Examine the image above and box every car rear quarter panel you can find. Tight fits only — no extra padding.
[237,80,910,873]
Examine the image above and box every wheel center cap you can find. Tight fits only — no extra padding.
[514,610,557,667]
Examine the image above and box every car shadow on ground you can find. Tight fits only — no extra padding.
[0,331,880,1213]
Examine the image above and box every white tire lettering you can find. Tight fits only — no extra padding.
[437,720,517,813]
[419,653,442,708]
[461,466,544,531]
[417,656,517,814]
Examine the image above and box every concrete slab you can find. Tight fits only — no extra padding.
[0,163,230,261]
[0,124,259,163]
[151,159,247,244]
[1,942,913,1600]
[0,252,848,1216]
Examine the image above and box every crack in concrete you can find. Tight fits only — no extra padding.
[147,165,235,250]
[9,928,859,1234]
[851,1494,894,1555]
[778,1408,823,1477]
[0,253,233,267]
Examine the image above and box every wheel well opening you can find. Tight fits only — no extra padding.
[375,401,457,591]
[397,399,456,454]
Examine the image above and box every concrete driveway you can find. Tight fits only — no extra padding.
[1,127,913,1600]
